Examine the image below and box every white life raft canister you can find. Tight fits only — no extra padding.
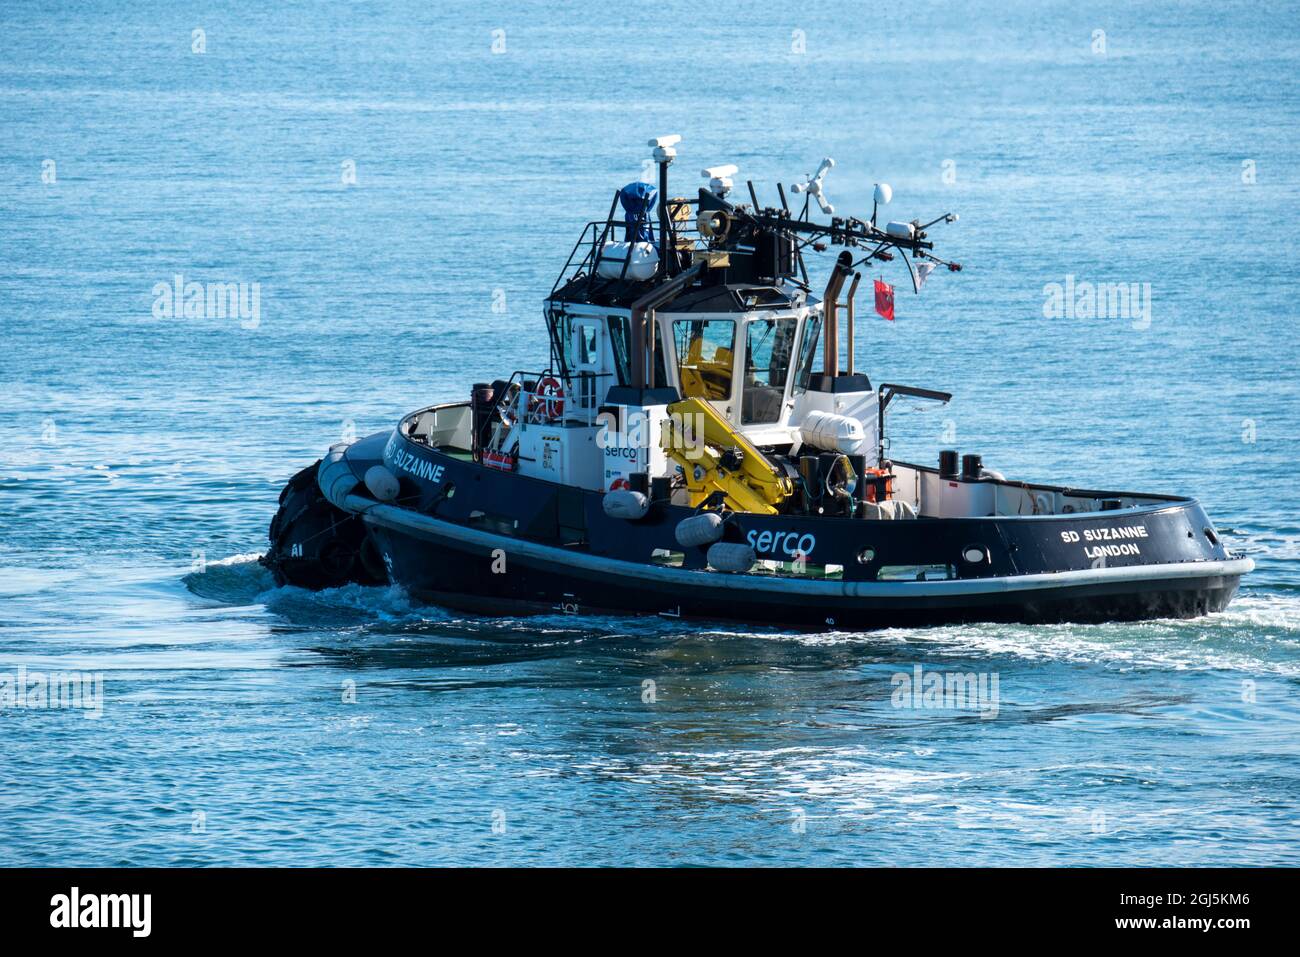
[596,242,660,281]
[799,410,867,455]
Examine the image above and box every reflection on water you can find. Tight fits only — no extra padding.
[0,546,1294,866]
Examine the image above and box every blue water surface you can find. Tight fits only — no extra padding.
[1,0,1298,865]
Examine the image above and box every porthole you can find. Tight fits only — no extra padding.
[961,544,989,564]
[856,548,876,565]
[1203,527,1219,546]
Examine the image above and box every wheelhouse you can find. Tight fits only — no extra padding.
[546,289,821,446]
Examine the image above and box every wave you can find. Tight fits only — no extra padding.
[188,551,1300,675]
[182,551,274,604]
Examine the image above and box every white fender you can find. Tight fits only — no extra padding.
[603,489,649,520]
[707,541,757,573]
[675,512,725,548]
[318,443,360,510]
[364,464,401,502]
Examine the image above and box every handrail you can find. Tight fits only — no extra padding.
[484,370,618,456]
[877,382,953,464]
[549,222,604,297]
[549,198,706,299]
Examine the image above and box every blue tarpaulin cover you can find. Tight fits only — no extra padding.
[618,181,657,243]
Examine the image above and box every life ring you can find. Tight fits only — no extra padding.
[525,384,544,421]
[537,376,565,420]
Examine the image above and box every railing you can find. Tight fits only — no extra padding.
[548,196,703,298]
[549,221,611,297]
[483,370,616,458]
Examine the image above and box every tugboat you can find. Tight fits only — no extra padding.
[262,136,1251,628]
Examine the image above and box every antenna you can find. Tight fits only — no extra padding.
[649,136,681,278]
[649,134,680,163]
[701,164,738,197]
[791,157,835,214]
[871,181,892,224]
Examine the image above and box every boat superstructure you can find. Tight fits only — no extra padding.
[262,137,1251,628]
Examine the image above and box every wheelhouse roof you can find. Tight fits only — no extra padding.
[548,281,810,314]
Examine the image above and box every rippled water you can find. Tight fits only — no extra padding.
[1,0,1298,865]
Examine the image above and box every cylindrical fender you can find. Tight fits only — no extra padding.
[364,464,401,502]
[603,489,650,520]
[707,541,757,573]
[675,511,725,548]
[318,443,361,511]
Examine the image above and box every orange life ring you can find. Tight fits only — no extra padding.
[537,376,565,420]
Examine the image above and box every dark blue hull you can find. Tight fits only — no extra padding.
[268,426,1251,630]
[365,508,1242,628]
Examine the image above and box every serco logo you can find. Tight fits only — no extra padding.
[747,529,816,557]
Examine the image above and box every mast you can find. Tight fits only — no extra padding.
[650,135,679,281]
[630,135,681,390]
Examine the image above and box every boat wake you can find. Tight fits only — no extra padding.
[186,553,1300,674]
[844,593,1300,676]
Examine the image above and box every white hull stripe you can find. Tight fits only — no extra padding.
[350,496,1254,599]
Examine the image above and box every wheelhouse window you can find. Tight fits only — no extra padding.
[609,314,668,387]
[792,314,822,395]
[609,316,631,384]
[742,317,797,423]
[673,319,736,401]
[577,324,600,367]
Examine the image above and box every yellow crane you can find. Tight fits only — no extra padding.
[660,398,794,514]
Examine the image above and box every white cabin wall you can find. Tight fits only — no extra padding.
[790,389,881,466]
[559,306,626,412]
[598,403,672,490]
[515,422,606,490]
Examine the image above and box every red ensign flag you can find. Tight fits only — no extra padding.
[874,278,895,321]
